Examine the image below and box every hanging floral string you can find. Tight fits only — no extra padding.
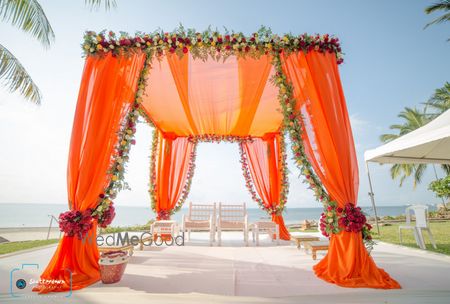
[148,131,199,219]
[82,26,343,64]
[238,133,289,216]
[148,129,159,216]
[238,142,266,212]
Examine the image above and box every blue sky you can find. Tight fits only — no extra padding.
[0,0,448,209]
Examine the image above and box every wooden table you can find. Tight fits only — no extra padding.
[98,244,134,256]
[291,235,320,249]
[305,240,329,260]
[139,236,152,250]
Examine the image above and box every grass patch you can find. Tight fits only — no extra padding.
[0,239,59,255]
[100,222,152,234]
[373,221,450,255]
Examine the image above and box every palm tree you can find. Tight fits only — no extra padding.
[423,83,450,175]
[380,107,431,188]
[424,0,450,40]
[424,82,450,117]
[0,0,116,104]
[0,0,54,104]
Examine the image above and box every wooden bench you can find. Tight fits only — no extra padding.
[291,235,320,249]
[305,240,329,260]
[139,236,153,250]
[98,244,134,256]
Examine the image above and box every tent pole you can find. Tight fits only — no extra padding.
[366,161,380,235]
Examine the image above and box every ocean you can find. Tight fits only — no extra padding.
[0,203,437,228]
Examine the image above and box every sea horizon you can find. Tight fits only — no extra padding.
[0,202,438,228]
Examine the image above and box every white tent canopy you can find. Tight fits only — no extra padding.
[364,109,450,165]
[363,109,450,234]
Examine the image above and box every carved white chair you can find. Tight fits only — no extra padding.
[181,202,216,246]
[217,203,248,246]
[150,220,179,240]
[399,205,437,250]
[251,221,279,246]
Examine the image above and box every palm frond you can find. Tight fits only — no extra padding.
[85,0,117,11]
[379,133,398,143]
[0,0,55,47]
[441,164,450,175]
[0,43,41,103]
[424,0,450,28]
[413,164,427,188]
[424,82,450,115]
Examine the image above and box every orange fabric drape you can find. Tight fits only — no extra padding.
[154,131,195,217]
[34,52,146,293]
[281,51,400,288]
[142,54,281,137]
[241,133,290,240]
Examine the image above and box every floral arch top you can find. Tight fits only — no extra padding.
[82,26,344,63]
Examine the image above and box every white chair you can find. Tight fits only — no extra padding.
[181,202,216,246]
[217,203,248,246]
[399,205,437,250]
[251,221,279,246]
[151,220,179,240]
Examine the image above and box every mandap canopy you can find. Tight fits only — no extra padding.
[34,27,400,293]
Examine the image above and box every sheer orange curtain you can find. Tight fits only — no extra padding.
[154,131,195,218]
[281,51,400,288]
[241,133,290,240]
[34,53,146,293]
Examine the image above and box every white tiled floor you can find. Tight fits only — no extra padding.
[1,231,450,303]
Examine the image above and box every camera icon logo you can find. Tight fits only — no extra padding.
[9,263,72,298]
[15,279,26,289]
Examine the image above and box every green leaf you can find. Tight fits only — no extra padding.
[0,43,41,103]
[84,0,117,11]
[0,0,55,47]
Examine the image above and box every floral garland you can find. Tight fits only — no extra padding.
[271,52,374,251]
[187,134,253,144]
[59,50,153,239]
[320,203,375,251]
[82,26,343,64]
[271,54,331,208]
[238,133,289,216]
[148,130,198,219]
[149,129,159,216]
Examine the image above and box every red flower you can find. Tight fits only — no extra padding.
[183,47,188,54]
[245,46,250,52]
[98,204,115,228]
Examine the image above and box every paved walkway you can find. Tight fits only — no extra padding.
[1,232,450,303]
[0,228,61,242]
